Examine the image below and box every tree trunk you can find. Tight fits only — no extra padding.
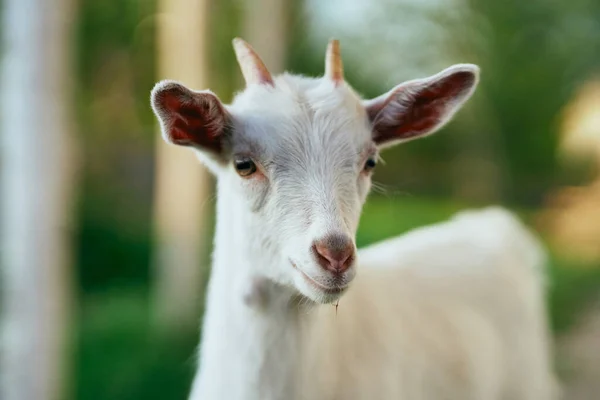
[0,0,77,399]
[152,0,212,331]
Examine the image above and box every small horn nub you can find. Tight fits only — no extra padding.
[325,39,344,84]
[232,37,274,87]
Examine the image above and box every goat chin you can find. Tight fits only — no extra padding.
[190,206,560,400]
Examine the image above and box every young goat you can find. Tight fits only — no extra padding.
[151,39,558,400]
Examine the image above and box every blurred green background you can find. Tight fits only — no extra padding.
[3,0,600,399]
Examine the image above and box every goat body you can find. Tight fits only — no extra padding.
[190,205,557,400]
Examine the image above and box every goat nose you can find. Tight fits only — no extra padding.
[313,234,355,274]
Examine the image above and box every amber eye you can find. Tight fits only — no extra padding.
[234,158,257,177]
[364,158,377,172]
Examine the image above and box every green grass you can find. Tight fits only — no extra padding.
[547,255,600,333]
[76,287,198,400]
[357,196,468,247]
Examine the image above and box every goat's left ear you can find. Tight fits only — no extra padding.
[364,64,479,148]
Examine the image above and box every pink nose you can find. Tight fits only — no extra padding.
[313,234,355,274]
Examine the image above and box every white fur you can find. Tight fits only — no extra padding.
[190,197,558,399]
[151,68,557,400]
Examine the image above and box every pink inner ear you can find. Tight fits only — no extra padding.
[371,70,475,145]
[160,89,227,153]
[171,102,223,151]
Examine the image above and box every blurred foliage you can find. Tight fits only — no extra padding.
[462,0,600,203]
[75,0,158,292]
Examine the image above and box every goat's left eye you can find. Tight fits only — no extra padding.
[363,158,377,172]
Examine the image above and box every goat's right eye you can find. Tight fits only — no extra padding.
[363,157,377,172]
[234,158,257,177]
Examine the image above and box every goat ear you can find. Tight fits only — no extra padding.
[151,80,230,155]
[364,64,479,148]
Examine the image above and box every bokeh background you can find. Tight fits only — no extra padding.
[2,0,600,399]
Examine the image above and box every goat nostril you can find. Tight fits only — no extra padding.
[313,244,330,265]
[313,235,355,274]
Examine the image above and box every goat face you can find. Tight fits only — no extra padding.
[227,77,373,303]
[151,39,479,304]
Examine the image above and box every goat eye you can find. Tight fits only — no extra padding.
[364,158,377,172]
[234,158,257,177]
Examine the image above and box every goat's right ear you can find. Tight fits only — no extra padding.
[151,80,230,156]
[364,64,479,149]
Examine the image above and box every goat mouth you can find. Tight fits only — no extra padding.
[290,261,348,295]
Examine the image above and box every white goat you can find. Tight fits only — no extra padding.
[151,38,558,400]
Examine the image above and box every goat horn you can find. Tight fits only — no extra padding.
[232,38,274,87]
[325,39,344,84]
